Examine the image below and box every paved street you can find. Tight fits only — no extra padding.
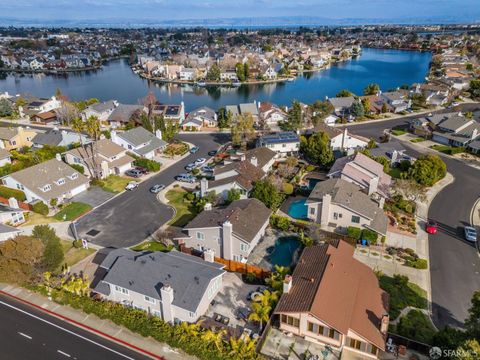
[0,293,152,360]
[75,133,229,248]
[346,110,480,329]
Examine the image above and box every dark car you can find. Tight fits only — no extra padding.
[190,146,200,154]
[135,166,149,175]
[126,169,142,178]
[208,150,217,156]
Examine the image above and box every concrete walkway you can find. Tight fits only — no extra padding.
[0,283,197,360]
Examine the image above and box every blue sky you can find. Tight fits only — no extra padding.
[0,0,478,22]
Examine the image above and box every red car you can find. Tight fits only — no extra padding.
[426,220,438,234]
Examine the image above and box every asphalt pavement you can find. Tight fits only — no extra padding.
[75,133,229,248]
[0,293,152,360]
[346,108,480,329]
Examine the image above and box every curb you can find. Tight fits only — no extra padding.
[0,289,164,360]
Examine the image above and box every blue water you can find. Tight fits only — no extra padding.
[269,236,301,268]
[288,199,308,219]
[0,48,431,111]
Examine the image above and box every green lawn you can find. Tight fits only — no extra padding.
[379,275,428,320]
[165,189,198,227]
[101,175,131,193]
[394,310,436,344]
[131,241,174,252]
[60,240,95,267]
[54,202,92,221]
[430,144,465,155]
[410,138,426,143]
[391,129,407,136]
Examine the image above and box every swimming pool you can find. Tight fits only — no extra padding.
[269,236,301,268]
[288,199,308,219]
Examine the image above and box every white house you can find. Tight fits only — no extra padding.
[111,127,167,160]
[256,132,300,156]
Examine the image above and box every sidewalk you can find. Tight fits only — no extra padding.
[0,283,197,360]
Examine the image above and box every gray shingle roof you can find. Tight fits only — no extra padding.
[107,104,144,123]
[118,127,166,149]
[32,129,63,147]
[96,249,225,313]
[328,96,355,109]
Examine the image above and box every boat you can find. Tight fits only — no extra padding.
[232,81,241,87]
[196,81,206,87]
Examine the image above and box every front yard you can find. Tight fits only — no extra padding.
[430,144,465,155]
[60,240,96,267]
[165,188,198,227]
[100,175,131,193]
[54,202,92,221]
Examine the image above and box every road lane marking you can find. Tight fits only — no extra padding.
[57,350,71,357]
[0,301,135,360]
[18,332,32,339]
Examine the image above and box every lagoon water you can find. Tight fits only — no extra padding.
[0,48,431,111]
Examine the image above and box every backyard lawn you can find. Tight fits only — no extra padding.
[131,241,174,252]
[101,175,131,193]
[165,188,197,227]
[54,202,92,221]
[61,240,96,267]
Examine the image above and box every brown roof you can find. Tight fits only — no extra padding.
[213,160,266,191]
[34,111,57,120]
[275,241,389,350]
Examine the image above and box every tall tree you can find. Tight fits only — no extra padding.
[235,63,245,82]
[206,64,221,81]
[336,89,354,97]
[284,100,303,130]
[364,83,380,95]
[465,290,480,340]
[251,179,282,210]
[231,113,255,150]
[300,132,334,167]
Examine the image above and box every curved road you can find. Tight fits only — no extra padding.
[345,111,480,329]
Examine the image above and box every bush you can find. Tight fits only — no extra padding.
[282,183,294,195]
[405,258,428,269]
[32,201,49,215]
[191,168,200,176]
[73,239,83,248]
[270,215,291,231]
[0,185,26,201]
[184,192,195,201]
[32,225,58,244]
[306,165,316,172]
[134,158,161,172]
[362,229,378,244]
[347,226,362,240]
[69,164,85,174]
[396,310,436,344]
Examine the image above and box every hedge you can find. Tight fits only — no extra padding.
[282,183,294,195]
[134,158,161,172]
[362,229,379,244]
[69,164,85,174]
[0,185,26,201]
[32,201,49,215]
[347,226,362,240]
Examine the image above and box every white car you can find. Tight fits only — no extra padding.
[125,181,139,191]
[194,158,206,166]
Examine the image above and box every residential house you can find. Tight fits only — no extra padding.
[152,102,185,125]
[18,96,62,118]
[327,152,392,201]
[306,178,388,237]
[1,157,90,205]
[467,140,480,154]
[220,70,238,82]
[0,148,11,167]
[0,199,27,242]
[258,102,288,128]
[256,131,300,156]
[226,102,259,123]
[380,91,411,113]
[200,147,276,199]
[328,97,355,118]
[182,198,272,262]
[431,115,480,147]
[274,240,388,359]
[178,68,198,81]
[313,123,369,153]
[64,139,134,179]
[0,127,37,150]
[32,128,90,149]
[107,104,145,128]
[181,106,217,130]
[93,249,225,324]
[31,110,58,124]
[83,100,118,122]
[111,127,167,160]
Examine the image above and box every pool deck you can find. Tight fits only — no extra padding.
[248,228,297,270]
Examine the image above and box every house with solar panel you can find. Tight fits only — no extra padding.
[256,131,300,157]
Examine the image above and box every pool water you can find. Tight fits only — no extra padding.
[288,199,308,219]
[269,236,301,268]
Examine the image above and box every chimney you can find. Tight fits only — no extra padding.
[18,126,24,134]
[368,176,379,196]
[320,193,331,228]
[200,178,208,197]
[380,314,389,334]
[55,153,62,162]
[283,274,292,294]
[471,128,478,140]
[160,284,174,323]
[110,130,118,143]
[250,156,258,167]
[203,249,215,262]
[8,197,19,209]
[204,202,212,211]
[155,129,163,140]
[222,221,233,260]
[100,160,109,179]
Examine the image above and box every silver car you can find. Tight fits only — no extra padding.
[464,226,477,242]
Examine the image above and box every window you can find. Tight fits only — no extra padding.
[240,243,249,252]
[69,173,78,180]
[309,207,315,215]
[10,140,16,146]
[349,338,362,350]
[16,184,24,191]
[74,157,82,164]
[56,178,65,186]
[351,215,360,224]
[281,314,299,328]
[333,212,339,220]
[144,295,156,304]
[114,285,129,295]
[152,310,161,317]
[196,232,205,240]
[42,184,52,192]
[189,311,196,318]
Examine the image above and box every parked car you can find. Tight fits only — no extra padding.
[125,181,139,191]
[150,184,165,194]
[185,163,197,172]
[190,146,200,154]
[202,165,214,173]
[175,174,196,183]
[208,150,217,156]
[425,220,438,234]
[135,166,149,175]
[464,226,477,242]
[126,169,143,178]
[194,158,206,166]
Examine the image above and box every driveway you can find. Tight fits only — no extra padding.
[71,186,116,208]
[75,133,229,248]
[347,115,480,329]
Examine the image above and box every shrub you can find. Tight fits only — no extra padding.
[270,215,291,231]
[405,258,428,269]
[32,201,49,216]
[73,239,83,248]
[69,164,85,174]
[282,182,294,195]
[347,226,362,240]
[32,225,57,244]
[396,310,436,344]
[134,158,161,172]
[184,192,195,201]
[191,168,200,176]
[0,185,26,201]
[362,229,378,244]
[306,165,315,172]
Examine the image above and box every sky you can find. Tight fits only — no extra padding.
[0,0,478,23]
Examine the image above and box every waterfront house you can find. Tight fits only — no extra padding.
[380,91,411,113]
[226,102,259,123]
[274,240,389,359]
[1,157,90,205]
[107,104,146,128]
[32,128,90,149]
[111,127,167,160]
[83,100,119,122]
[306,178,388,237]
[328,97,355,118]
[258,102,288,127]
[18,95,62,118]
[256,131,300,157]
[181,198,271,262]
[220,70,238,82]
[179,68,198,81]
[64,139,134,179]
[93,249,225,324]
[0,127,37,151]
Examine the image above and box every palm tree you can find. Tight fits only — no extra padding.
[228,336,258,360]
[71,116,96,178]
[248,301,271,331]
[200,328,226,351]
[84,115,101,179]
[253,289,279,308]
[176,322,200,342]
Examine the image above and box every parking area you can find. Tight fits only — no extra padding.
[71,186,116,208]
[206,272,261,330]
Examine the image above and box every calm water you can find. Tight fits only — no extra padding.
[0,48,431,111]
[269,236,301,268]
